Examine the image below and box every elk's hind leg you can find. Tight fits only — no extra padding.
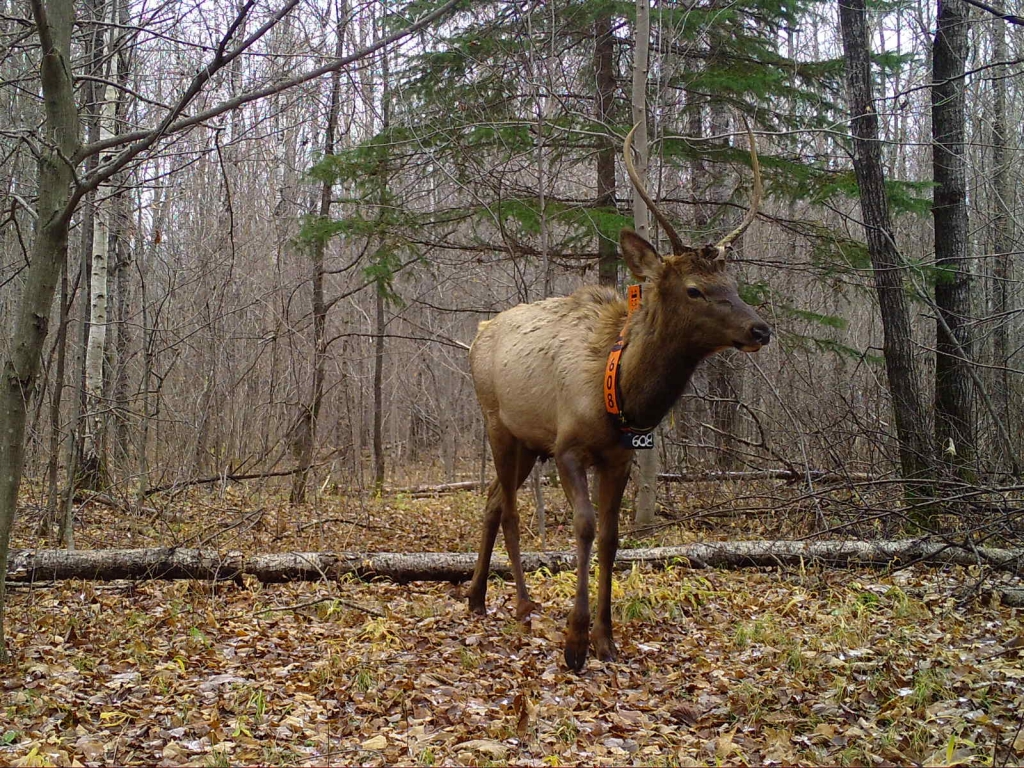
[500,443,540,621]
[467,478,503,614]
[467,428,537,618]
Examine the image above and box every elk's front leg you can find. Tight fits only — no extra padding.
[593,459,631,662]
[555,451,594,672]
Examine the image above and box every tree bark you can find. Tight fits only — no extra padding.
[931,0,975,472]
[629,0,658,531]
[80,76,118,490]
[108,0,133,469]
[989,2,1015,470]
[0,0,83,662]
[595,9,618,288]
[109,189,132,467]
[41,269,73,541]
[372,290,386,493]
[8,540,1022,585]
[838,0,934,491]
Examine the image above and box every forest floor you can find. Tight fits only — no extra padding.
[3,474,1024,766]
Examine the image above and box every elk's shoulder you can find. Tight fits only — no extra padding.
[471,285,626,353]
[566,284,620,310]
[532,285,627,336]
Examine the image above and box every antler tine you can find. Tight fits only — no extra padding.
[715,118,762,250]
[623,122,685,255]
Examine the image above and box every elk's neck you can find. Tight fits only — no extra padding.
[617,308,705,430]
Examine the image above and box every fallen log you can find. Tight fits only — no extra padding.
[389,480,487,496]
[384,470,878,496]
[7,539,1022,585]
[657,470,877,484]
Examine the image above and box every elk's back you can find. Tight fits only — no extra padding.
[469,286,625,455]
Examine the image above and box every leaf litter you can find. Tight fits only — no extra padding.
[3,487,1023,766]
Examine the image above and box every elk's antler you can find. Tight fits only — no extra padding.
[623,123,685,255]
[715,119,762,250]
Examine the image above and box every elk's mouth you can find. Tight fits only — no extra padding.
[734,341,764,353]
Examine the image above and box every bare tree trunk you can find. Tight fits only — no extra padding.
[80,3,119,489]
[838,0,934,493]
[989,2,1016,471]
[372,289,386,493]
[595,9,617,288]
[630,0,658,531]
[135,219,158,504]
[371,42,390,496]
[0,0,82,662]
[109,191,132,468]
[69,0,105,490]
[291,2,346,505]
[109,0,133,470]
[41,269,72,541]
[931,0,975,473]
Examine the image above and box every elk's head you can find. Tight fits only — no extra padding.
[621,123,771,356]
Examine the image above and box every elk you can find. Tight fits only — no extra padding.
[467,123,771,671]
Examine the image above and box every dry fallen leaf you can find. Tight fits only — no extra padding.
[361,734,387,751]
[3,489,1023,767]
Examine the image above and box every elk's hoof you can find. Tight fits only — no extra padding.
[468,596,487,615]
[564,636,589,672]
[516,599,540,622]
[593,636,617,662]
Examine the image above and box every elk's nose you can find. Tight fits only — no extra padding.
[751,322,772,346]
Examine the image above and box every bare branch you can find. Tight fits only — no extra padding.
[961,0,1024,25]
[75,0,460,168]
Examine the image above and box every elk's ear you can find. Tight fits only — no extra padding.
[619,228,663,282]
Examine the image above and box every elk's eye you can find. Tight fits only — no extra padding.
[686,287,703,300]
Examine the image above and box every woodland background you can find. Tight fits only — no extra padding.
[2,0,1022,532]
[1,0,1024,764]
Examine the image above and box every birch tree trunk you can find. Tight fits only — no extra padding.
[630,0,658,531]
[80,77,118,489]
[0,0,82,663]
[931,0,975,473]
[838,0,934,495]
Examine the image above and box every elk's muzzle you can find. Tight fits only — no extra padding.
[736,320,771,352]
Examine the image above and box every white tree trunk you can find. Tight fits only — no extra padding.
[630,0,658,531]
[81,49,118,487]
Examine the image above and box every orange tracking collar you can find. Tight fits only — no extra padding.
[604,285,654,444]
